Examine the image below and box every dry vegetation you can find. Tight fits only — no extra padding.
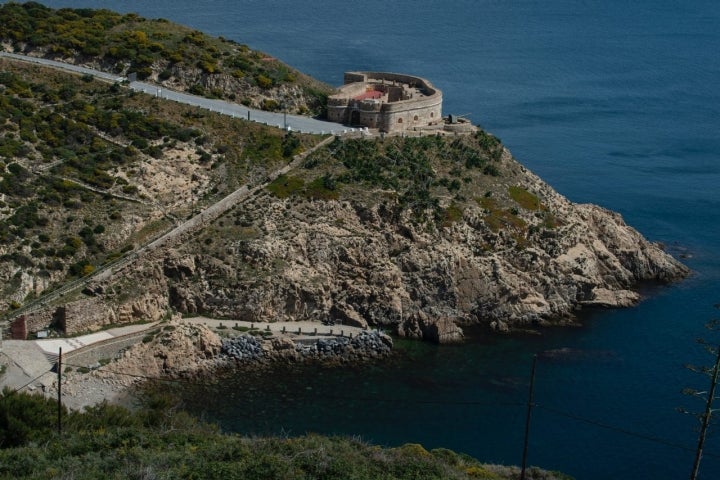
[0,58,322,310]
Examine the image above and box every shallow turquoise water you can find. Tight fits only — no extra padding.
[11,1,720,477]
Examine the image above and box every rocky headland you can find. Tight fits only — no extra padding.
[34,135,688,349]
[0,4,688,372]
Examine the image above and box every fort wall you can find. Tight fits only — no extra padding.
[328,71,443,133]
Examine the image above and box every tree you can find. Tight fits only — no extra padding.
[680,305,720,480]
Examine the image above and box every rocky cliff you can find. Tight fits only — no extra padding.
[73,134,688,343]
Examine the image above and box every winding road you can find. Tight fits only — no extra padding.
[0,51,350,134]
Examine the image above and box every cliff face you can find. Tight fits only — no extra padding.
[78,140,687,343]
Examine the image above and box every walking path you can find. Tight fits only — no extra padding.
[184,317,367,340]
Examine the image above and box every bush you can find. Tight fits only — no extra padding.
[255,74,273,89]
[0,387,61,448]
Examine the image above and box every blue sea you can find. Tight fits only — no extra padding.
[8,1,720,478]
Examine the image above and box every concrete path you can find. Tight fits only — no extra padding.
[0,340,54,392]
[0,51,350,134]
[0,322,158,393]
[34,322,160,359]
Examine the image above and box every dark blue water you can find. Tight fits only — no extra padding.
[11,1,720,477]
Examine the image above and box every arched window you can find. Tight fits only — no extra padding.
[398,118,403,124]
[430,112,434,118]
[414,115,419,121]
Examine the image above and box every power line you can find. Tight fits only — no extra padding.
[2,368,55,396]
[61,362,720,460]
[536,404,720,460]
[63,362,523,407]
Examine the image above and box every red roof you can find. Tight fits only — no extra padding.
[354,90,383,101]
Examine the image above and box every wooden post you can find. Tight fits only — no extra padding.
[57,347,62,435]
[520,354,537,480]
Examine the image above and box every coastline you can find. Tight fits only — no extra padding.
[0,318,393,411]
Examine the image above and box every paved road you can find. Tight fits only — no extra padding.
[132,81,349,134]
[0,51,351,134]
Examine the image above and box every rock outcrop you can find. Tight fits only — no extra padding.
[87,145,687,343]
[96,321,222,384]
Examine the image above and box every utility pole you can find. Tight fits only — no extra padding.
[690,345,720,480]
[57,347,62,435]
[520,354,538,480]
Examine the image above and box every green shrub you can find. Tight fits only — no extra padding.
[256,74,273,89]
[508,186,541,211]
[267,175,304,198]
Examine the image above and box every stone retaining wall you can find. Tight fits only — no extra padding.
[63,330,150,368]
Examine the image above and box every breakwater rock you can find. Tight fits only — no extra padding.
[222,335,264,361]
[222,330,393,365]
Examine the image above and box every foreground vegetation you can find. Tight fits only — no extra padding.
[0,390,570,480]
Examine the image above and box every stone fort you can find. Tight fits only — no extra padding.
[327,72,444,133]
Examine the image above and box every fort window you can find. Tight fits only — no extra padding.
[414,115,419,121]
[430,112,434,118]
[398,118,403,124]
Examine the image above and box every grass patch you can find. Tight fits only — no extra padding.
[478,197,526,233]
[305,175,339,200]
[440,203,463,228]
[267,174,305,198]
[508,186,541,211]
